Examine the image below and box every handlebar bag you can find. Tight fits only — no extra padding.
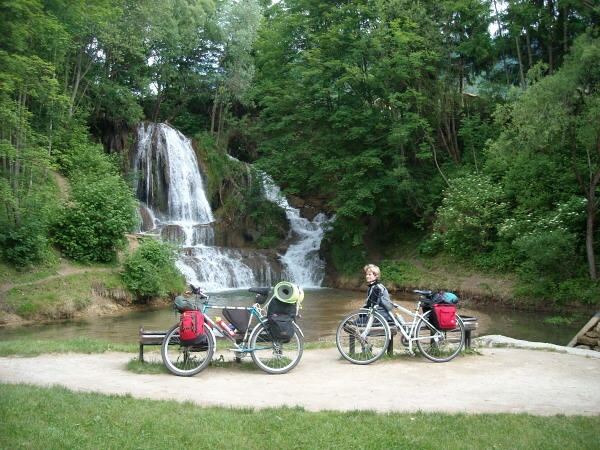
[174,296,198,313]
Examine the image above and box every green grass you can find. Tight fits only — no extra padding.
[1,338,599,449]
[0,384,599,450]
[0,337,136,357]
[2,269,126,320]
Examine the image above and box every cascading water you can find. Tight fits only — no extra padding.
[261,175,335,287]
[133,123,334,290]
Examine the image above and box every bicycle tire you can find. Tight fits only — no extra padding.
[336,309,390,365]
[161,323,215,376]
[415,311,465,363]
[249,322,303,374]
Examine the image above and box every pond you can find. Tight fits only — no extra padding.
[0,289,588,347]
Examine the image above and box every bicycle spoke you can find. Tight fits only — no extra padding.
[415,313,465,363]
[161,323,214,376]
[336,310,390,365]
[250,322,303,374]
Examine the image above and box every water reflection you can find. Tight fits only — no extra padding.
[0,289,587,346]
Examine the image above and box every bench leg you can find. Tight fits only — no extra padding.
[464,331,471,349]
[139,344,144,363]
[387,334,394,355]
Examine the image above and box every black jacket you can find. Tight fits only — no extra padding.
[364,280,385,308]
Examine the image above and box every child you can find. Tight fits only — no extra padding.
[363,264,393,321]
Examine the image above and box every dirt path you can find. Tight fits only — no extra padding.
[1,337,599,416]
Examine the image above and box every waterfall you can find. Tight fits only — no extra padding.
[133,123,334,290]
[261,175,335,287]
[133,123,214,246]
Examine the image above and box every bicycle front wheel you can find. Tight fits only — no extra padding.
[161,323,215,376]
[249,322,303,374]
[415,312,465,363]
[336,309,390,365]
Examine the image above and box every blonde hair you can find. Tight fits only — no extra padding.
[363,264,381,278]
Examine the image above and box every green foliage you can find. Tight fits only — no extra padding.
[121,238,186,300]
[197,140,288,249]
[544,312,585,326]
[514,230,582,283]
[0,173,61,270]
[53,169,139,263]
[51,141,138,264]
[380,260,422,287]
[0,221,49,270]
[328,232,366,276]
[433,174,508,258]
[244,174,288,248]
[553,278,600,306]
[0,0,598,311]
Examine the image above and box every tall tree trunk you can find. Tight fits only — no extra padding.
[493,0,510,85]
[525,28,533,67]
[546,0,555,74]
[515,35,526,90]
[585,195,597,280]
[572,129,600,280]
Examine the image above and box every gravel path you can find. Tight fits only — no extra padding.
[1,336,599,416]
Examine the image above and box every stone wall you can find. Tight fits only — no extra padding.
[569,311,600,352]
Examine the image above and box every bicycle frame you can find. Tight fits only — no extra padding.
[197,293,304,356]
[358,298,450,356]
[201,302,266,355]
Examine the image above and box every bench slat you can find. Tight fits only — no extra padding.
[139,327,168,362]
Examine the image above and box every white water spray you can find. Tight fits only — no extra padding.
[261,174,335,288]
[133,123,334,290]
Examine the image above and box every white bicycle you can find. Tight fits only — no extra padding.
[336,289,466,364]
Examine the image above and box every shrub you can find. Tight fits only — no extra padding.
[433,174,508,259]
[121,238,186,300]
[53,172,138,263]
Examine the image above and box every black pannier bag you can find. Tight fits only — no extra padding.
[222,308,252,333]
[266,298,297,343]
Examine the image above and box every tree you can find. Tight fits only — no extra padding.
[210,0,263,146]
[489,33,600,279]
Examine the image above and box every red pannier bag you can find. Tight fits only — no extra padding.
[179,310,206,346]
[432,303,457,330]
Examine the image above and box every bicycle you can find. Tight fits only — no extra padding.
[161,284,304,376]
[335,289,466,364]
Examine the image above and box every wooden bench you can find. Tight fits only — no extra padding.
[139,326,168,362]
[386,314,478,354]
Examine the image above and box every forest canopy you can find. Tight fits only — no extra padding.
[1,0,599,306]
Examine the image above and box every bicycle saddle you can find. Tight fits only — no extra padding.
[413,289,433,295]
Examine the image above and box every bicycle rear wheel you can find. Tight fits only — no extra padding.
[415,312,465,363]
[161,323,214,376]
[336,309,390,365]
[249,322,303,374]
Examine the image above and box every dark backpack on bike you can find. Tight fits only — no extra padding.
[267,298,296,343]
[179,310,207,347]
